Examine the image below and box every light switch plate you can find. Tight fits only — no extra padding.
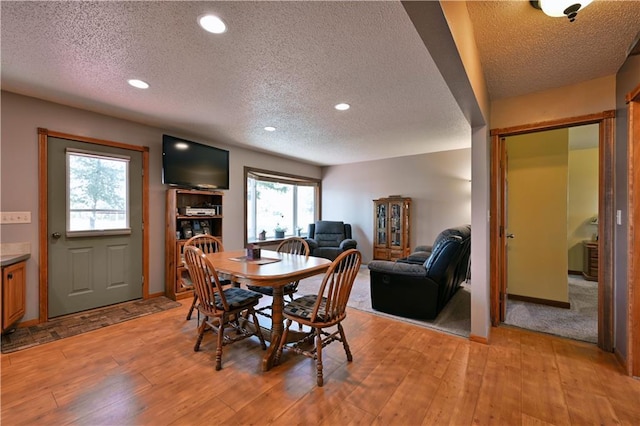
[0,211,31,224]
[616,210,622,226]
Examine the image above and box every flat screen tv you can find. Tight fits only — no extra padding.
[162,134,229,190]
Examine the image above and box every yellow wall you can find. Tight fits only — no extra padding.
[491,75,616,129]
[507,129,569,302]
[567,147,599,271]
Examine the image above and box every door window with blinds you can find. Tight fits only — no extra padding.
[66,148,131,236]
[245,168,320,243]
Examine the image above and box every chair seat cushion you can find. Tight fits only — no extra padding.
[284,294,327,321]
[247,283,298,296]
[213,287,262,310]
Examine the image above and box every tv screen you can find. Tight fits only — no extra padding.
[162,134,229,190]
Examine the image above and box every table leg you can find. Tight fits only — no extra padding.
[262,286,284,371]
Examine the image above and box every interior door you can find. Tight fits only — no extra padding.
[505,130,569,306]
[47,137,143,317]
[499,138,508,321]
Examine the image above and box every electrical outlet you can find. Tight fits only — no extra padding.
[0,211,31,224]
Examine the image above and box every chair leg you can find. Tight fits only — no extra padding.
[315,327,324,387]
[275,318,293,365]
[186,291,198,320]
[250,309,267,350]
[338,322,353,362]
[194,317,208,352]
[215,321,225,371]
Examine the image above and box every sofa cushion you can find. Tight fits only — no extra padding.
[406,250,431,263]
[368,260,427,278]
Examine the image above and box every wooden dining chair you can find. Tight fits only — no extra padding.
[183,234,226,321]
[274,248,362,386]
[183,245,267,370]
[247,237,310,318]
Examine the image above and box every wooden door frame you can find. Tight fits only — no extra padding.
[489,111,615,352]
[627,84,640,376]
[38,128,150,323]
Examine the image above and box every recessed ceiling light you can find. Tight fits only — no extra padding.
[128,79,149,89]
[174,142,189,150]
[264,126,276,132]
[334,103,350,111]
[198,14,227,34]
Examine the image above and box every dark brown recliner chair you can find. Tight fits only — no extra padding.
[306,221,357,260]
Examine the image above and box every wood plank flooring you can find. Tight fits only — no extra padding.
[2,300,639,425]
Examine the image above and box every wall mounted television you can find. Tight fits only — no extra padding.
[162,134,229,190]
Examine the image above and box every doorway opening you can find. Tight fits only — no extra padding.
[501,124,599,343]
[38,128,150,323]
[490,111,615,352]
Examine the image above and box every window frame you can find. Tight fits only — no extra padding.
[244,166,321,246]
[65,148,131,237]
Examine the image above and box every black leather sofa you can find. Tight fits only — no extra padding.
[367,225,471,320]
[306,221,357,260]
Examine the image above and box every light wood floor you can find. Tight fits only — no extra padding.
[2,300,639,425]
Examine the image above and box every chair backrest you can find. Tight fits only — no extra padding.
[277,237,310,258]
[310,249,362,324]
[423,226,471,309]
[185,234,224,254]
[183,245,228,315]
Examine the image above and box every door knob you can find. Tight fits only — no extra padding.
[506,233,515,239]
[52,232,61,239]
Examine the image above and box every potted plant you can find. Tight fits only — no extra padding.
[274,224,287,239]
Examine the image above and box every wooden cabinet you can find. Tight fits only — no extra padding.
[2,260,26,333]
[583,240,598,281]
[373,197,411,261]
[165,189,223,300]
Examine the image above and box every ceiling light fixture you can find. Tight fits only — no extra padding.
[334,103,350,111]
[198,14,227,34]
[127,79,149,89]
[530,0,593,22]
[264,126,276,132]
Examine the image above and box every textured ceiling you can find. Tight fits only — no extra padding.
[2,1,639,166]
[467,0,640,100]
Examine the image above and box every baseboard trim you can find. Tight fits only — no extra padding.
[15,318,39,328]
[614,347,629,375]
[568,270,582,276]
[149,291,166,298]
[508,293,570,309]
[469,333,489,344]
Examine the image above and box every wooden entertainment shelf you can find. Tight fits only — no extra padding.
[165,188,223,300]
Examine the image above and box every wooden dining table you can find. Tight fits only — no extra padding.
[204,249,331,371]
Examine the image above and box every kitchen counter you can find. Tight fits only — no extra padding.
[1,253,30,267]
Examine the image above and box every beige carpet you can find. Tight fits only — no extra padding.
[296,266,471,338]
[1,296,181,354]
[505,275,597,343]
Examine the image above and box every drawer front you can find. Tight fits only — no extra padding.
[373,248,389,260]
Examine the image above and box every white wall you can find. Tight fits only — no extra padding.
[321,148,472,264]
[0,91,322,322]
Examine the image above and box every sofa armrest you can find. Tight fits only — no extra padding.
[339,239,357,250]
[305,238,319,250]
[414,245,432,253]
[404,250,431,264]
[367,260,427,278]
